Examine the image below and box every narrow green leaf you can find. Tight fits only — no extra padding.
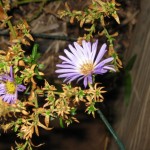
[59,118,64,128]
[71,108,77,116]
[124,72,132,105]
[125,54,137,71]
[31,44,39,60]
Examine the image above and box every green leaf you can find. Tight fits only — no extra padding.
[38,64,44,69]
[15,76,24,84]
[125,54,137,71]
[87,104,97,114]
[59,118,64,128]
[23,57,30,63]
[34,66,43,80]
[23,44,41,65]
[0,62,5,68]
[78,90,85,97]
[31,44,39,60]
[71,108,77,116]
[124,72,132,105]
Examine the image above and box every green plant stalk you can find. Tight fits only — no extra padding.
[13,0,60,5]
[103,27,114,46]
[0,1,17,38]
[34,93,39,108]
[15,0,47,4]
[0,30,77,41]
[6,20,17,38]
[97,109,125,150]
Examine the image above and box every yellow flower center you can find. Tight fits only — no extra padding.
[80,63,94,75]
[6,81,16,94]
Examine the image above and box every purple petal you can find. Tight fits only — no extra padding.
[59,56,72,64]
[73,42,88,62]
[94,67,107,74]
[73,42,84,55]
[0,83,5,88]
[0,84,6,94]
[13,91,18,103]
[2,75,12,82]
[2,94,13,103]
[64,49,76,62]
[82,40,91,59]
[83,76,88,88]
[99,69,108,74]
[73,42,84,52]
[68,44,84,64]
[103,66,116,72]
[0,90,5,95]
[58,72,81,78]
[56,64,77,69]
[8,94,16,104]
[87,42,92,53]
[91,40,98,61]
[6,96,13,103]
[55,69,78,73]
[55,40,116,88]
[77,76,85,83]
[63,73,82,83]
[83,41,92,59]
[87,75,93,84]
[17,84,26,92]
[10,66,13,79]
[65,74,82,83]
[95,57,114,69]
[94,43,107,66]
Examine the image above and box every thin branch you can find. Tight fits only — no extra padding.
[0,1,17,38]
[0,30,77,42]
[97,109,125,150]
[12,0,64,6]
[32,33,77,41]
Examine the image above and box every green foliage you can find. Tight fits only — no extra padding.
[0,0,123,149]
[125,54,137,71]
[23,44,41,66]
[124,72,132,105]
[86,103,97,115]
[124,55,137,105]
[58,0,120,43]
[59,117,64,128]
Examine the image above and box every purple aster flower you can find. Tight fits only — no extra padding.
[0,66,26,104]
[55,40,116,87]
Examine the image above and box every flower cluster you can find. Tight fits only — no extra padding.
[0,67,26,104]
[0,0,122,149]
[56,40,115,87]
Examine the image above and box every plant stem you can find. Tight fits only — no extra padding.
[103,27,114,46]
[15,0,47,4]
[0,30,77,41]
[13,0,61,5]
[7,21,17,39]
[0,1,17,38]
[32,33,77,41]
[97,109,125,150]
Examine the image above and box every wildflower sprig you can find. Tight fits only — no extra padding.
[58,0,120,40]
[0,0,124,149]
[0,0,16,38]
[0,80,107,148]
[43,81,106,124]
[23,44,41,66]
[58,0,122,69]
